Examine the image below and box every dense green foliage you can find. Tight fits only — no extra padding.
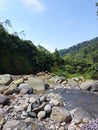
[0,23,64,75]
[59,37,98,79]
[0,24,54,74]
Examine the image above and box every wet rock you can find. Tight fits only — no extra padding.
[37,111,46,120]
[70,108,92,122]
[50,107,72,123]
[0,94,9,105]
[0,74,12,85]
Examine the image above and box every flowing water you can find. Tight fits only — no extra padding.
[48,88,98,119]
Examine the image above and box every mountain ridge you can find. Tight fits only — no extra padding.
[59,37,98,57]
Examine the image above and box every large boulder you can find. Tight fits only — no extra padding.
[80,80,98,91]
[19,83,33,94]
[50,106,72,123]
[25,76,48,93]
[0,74,12,85]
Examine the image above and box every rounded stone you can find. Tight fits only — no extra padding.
[37,111,46,120]
[44,104,52,113]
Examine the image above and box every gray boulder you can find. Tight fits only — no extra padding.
[0,74,12,85]
[25,76,48,93]
[19,83,33,94]
[50,106,72,123]
[80,80,98,91]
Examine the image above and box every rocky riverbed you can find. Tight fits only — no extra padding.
[0,73,98,130]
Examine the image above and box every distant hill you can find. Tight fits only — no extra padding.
[59,37,98,57]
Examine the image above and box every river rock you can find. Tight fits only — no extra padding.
[27,103,32,112]
[67,79,80,89]
[80,80,98,91]
[0,118,5,128]
[4,84,18,95]
[37,111,46,120]
[44,104,52,113]
[49,99,60,106]
[0,108,6,117]
[10,78,24,86]
[19,83,33,94]
[14,105,24,112]
[0,74,12,85]
[68,124,79,130]
[0,94,9,105]
[28,112,36,118]
[2,120,20,130]
[25,76,47,93]
[0,85,7,94]
[50,106,72,123]
[70,108,92,122]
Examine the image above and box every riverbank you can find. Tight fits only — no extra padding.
[0,73,98,130]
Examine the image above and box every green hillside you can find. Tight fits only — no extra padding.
[58,37,98,79]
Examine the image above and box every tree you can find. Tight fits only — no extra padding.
[3,19,12,30]
[96,2,98,16]
[20,30,26,38]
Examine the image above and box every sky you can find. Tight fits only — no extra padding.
[0,0,98,52]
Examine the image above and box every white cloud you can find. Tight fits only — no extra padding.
[0,0,9,11]
[20,0,47,14]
